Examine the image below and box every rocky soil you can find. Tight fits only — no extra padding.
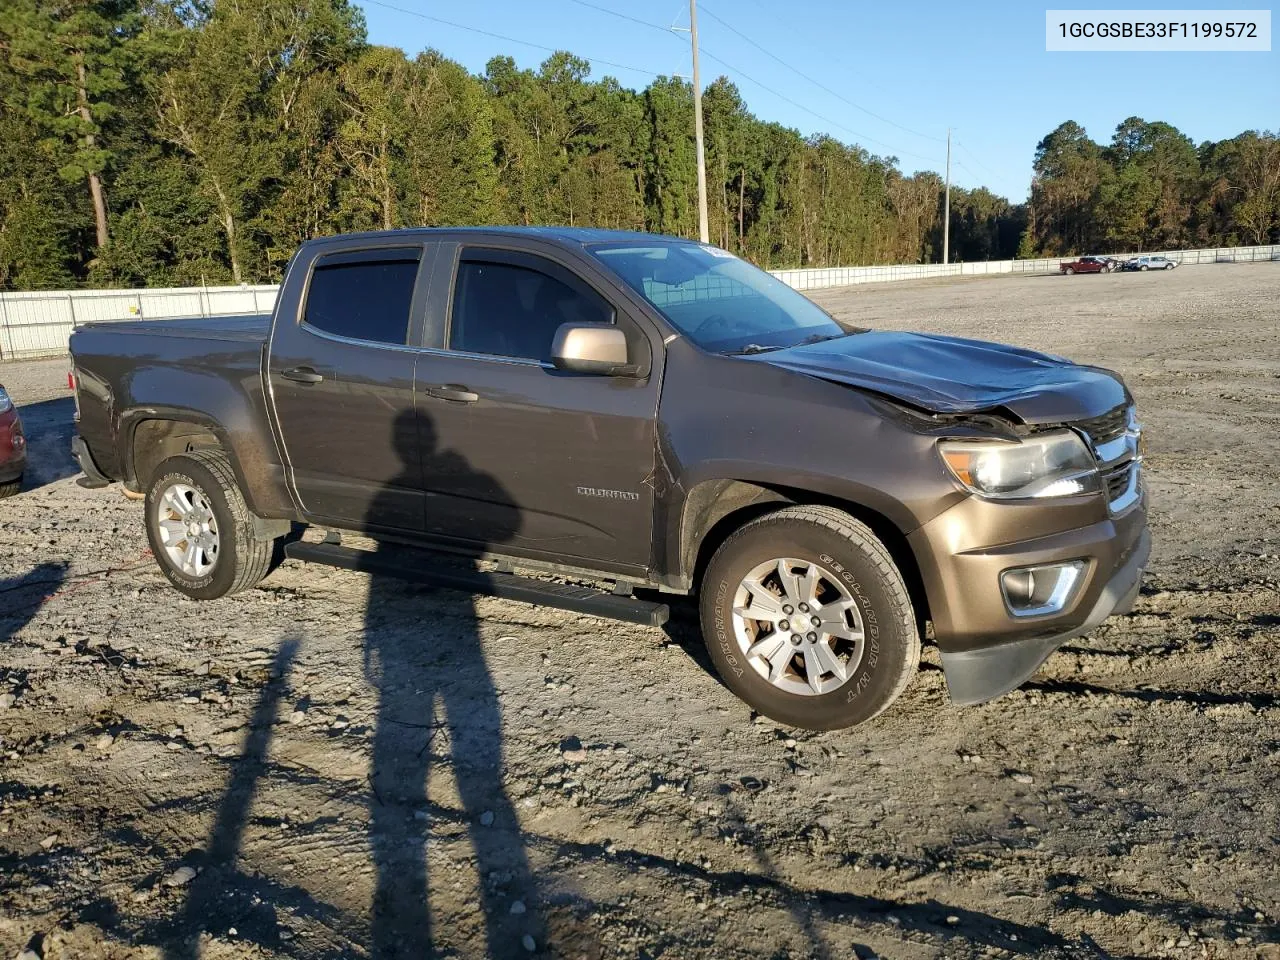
[1,264,1277,959]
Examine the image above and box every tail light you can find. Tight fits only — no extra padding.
[68,370,75,390]
[69,368,81,420]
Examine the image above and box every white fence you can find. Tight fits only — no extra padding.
[2,244,1277,361]
[771,243,1280,290]
[0,284,279,361]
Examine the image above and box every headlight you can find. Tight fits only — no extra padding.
[0,387,12,414]
[939,430,1099,499]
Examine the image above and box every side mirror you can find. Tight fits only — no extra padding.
[550,323,631,375]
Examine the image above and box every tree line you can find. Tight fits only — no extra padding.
[0,0,1274,291]
[1025,119,1280,256]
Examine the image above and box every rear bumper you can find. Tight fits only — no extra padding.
[0,454,23,483]
[71,435,112,488]
[909,489,1150,704]
[0,410,25,482]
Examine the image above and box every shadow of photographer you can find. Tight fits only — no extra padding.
[363,409,542,958]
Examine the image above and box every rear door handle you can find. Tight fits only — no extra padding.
[281,366,324,384]
[425,384,479,403]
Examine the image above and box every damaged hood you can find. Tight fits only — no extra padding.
[753,330,1128,423]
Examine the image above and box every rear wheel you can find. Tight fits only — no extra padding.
[144,449,275,600]
[0,477,19,498]
[699,505,920,730]
[1063,267,1075,275]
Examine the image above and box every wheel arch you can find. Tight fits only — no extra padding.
[676,479,931,630]
[127,415,224,494]
[120,407,295,521]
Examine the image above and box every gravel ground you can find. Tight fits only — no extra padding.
[1,264,1278,960]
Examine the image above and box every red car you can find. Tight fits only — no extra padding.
[0,383,26,497]
[1060,256,1117,275]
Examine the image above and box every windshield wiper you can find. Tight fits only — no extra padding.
[791,332,845,348]
[725,331,850,356]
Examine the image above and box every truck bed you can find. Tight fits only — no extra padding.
[69,313,278,494]
[82,314,271,343]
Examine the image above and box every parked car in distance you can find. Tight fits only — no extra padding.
[1060,256,1115,275]
[0,383,26,498]
[1123,255,1178,271]
[68,227,1150,731]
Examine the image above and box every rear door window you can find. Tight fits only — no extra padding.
[303,248,421,346]
[449,255,613,363]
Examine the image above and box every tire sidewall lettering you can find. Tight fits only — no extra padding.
[816,553,882,703]
[713,577,743,677]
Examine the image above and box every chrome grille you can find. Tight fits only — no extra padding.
[1073,403,1142,514]
[1077,404,1129,447]
[1104,465,1133,501]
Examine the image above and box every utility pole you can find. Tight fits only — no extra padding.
[943,127,951,265]
[690,0,709,243]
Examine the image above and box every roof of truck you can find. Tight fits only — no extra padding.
[300,226,697,248]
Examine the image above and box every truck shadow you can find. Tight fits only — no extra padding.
[1024,678,1280,710]
[12,397,79,491]
[361,410,544,958]
[0,561,67,648]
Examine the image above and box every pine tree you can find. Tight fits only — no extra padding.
[0,0,142,256]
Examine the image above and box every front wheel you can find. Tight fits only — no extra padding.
[699,505,920,730]
[144,449,275,600]
[1140,265,1149,271]
[0,478,19,499]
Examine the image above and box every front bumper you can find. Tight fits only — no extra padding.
[939,527,1149,704]
[908,490,1150,704]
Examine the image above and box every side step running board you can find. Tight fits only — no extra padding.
[283,540,670,627]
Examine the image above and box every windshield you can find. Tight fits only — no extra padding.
[588,241,847,355]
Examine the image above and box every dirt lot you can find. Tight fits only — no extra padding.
[2,264,1278,960]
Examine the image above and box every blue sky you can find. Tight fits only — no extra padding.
[353,0,1278,201]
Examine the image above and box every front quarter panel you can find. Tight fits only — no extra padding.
[655,339,968,582]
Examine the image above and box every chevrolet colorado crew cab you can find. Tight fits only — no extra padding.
[69,228,1150,730]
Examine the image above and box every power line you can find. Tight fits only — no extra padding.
[564,0,679,38]
[557,0,944,165]
[697,46,944,167]
[955,140,1000,181]
[698,3,946,144]
[360,0,663,79]
[561,0,690,79]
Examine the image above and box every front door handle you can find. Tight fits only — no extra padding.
[426,384,479,403]
[281,366,324,384]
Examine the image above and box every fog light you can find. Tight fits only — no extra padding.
[1000,561,1086,618]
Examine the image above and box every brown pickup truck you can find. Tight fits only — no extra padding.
[68,228,1149,730]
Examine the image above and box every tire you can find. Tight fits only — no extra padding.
[144,449,275,600]
[1164,263,1173,270]
[1140,265,1148,271]
[0,477,20,498]
[1063,267,1074,275]
[699,505,920,730]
